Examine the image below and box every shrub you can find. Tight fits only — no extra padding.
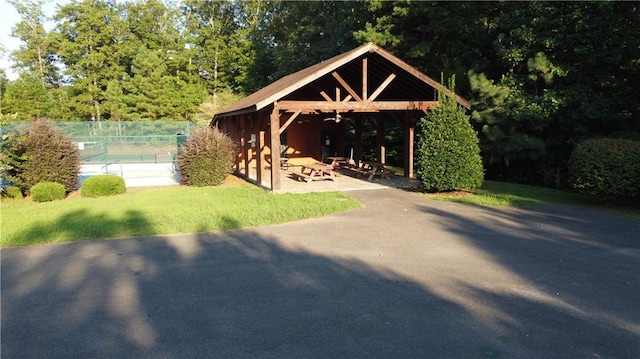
[81,175,126,197]
[11,121,81,193]
[415,76,484,192]
[2,186,24,201]
[178,126,236,186]
[568,138,640,200]
[1,133,27,186]
[30,181,66,202]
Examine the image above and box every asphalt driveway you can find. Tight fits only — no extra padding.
[2,188,639,358]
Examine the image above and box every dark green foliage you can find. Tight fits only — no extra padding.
[1,133,26,185]
[178,126,236,186]
[30,181,66,202]
[11,121,81,193]
[568,139,640,200]
[81,175,126,198]
[2,186,24,201]
[2,74,58,120]
[416,77,484,192]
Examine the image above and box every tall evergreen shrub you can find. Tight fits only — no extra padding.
[415,77,484,192]
[11,121,81,193]
[1,133,26,186]
[177,126,236,186]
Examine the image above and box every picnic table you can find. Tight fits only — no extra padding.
[356,161,392,181]
[291,163,336,182]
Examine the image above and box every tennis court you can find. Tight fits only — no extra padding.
[79,162,180,187]
[2,121,191,188]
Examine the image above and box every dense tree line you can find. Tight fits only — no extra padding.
[1,0,638,185]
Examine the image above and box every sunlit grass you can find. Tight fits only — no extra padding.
[422,180,640,217]
[1,184,361,247]
[423,181,587,206]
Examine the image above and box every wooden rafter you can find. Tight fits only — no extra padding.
[279,111,301,135]
[368,73,396,101]
[319,90,333,102]
[362,58,368,101]
[332,71,362,102]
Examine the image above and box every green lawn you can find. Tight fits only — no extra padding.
[1,184,361,247]
[422,180,640,217]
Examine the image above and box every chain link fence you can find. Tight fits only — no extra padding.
[1,121,192,166]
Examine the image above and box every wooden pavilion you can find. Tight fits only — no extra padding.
[211,42,470,191]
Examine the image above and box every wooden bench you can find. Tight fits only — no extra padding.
[355,162,391,181]
[290,171,313,183]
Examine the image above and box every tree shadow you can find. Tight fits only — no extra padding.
[2,194,639,358]
[10,209,154,246]
[413,202,640,358]
[0,226,465,358]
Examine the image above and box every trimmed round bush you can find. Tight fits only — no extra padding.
[11,121,81,193]
[568,138,640,200]
[416,77,484,192]
[81,175,126,197]
[31,181,66,202]
[178,126,236,186]
[2,186,24,201]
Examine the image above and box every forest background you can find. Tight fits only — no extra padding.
[0,0,638,187]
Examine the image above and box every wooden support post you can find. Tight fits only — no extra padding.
[234,116,241,173]
[243,115,251,179]
[270,106,282,191]
[377,116,386,164]
[404,117,415,178]
[354,117,363,164]
[257,129,266,186]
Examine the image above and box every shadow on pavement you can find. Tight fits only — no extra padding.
[2,191,639,358]
[2,225,485,358]
[413,202,640,359]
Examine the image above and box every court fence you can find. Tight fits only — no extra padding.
[1,121,193,167]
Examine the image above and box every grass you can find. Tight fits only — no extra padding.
[1,184,361,247]
[422,180,640,217]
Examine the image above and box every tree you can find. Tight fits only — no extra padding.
[53,0,128,121]
[9,0,59,86]
[354,1,498,95]
[123,47,206,121]
[182,0,235,96]
[469,2,640,185]
[103,79,127,121]
[245,1,368,92]
[468,71,550,167]
[2,74,55,120]
[415,77,484,192]
[125,47,174,121]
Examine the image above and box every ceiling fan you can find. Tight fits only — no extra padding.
[323,112,349,123]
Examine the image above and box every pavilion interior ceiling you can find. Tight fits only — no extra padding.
[280,52,437,108]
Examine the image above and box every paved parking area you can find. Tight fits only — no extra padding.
[2,188,639,358]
